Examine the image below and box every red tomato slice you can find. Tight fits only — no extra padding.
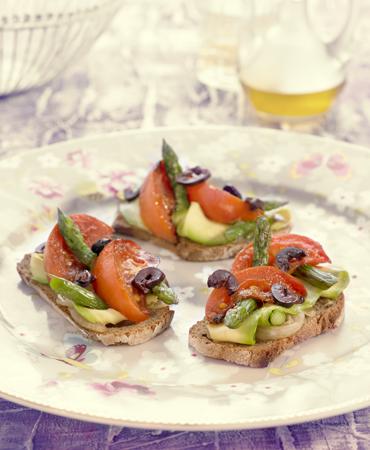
[232,234,331,274]
[235,266,307,296]
[186,182,262,224]
[139,161,177,243]
[205,266,307,322]
[44,214,113,280]
[205,287,231,323]
[92,239,156,323]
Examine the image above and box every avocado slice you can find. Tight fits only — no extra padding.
[207,323,253,345]
[207,301,307,345]
[30,253,48,285]
[73,304,126,324]
[177,202,229,246]
[119,199,149,231]
[266,206,291,231]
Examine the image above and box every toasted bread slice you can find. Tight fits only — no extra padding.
[188,295,344,368]
[17,254,174,346]
[113,212,290,262]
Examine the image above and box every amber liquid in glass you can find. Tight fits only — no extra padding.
[241,82,343,118]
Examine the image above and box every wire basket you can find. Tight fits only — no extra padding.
[0,0,122,96]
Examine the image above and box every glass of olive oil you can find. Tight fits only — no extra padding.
[238,0,354,128]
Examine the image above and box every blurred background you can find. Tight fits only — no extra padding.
[1,1,370,447]
[1,0,370,156]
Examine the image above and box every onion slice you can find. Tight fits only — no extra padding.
[56,295,74,308]
[256,312,305,342]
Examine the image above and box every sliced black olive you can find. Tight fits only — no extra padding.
[245,197,265,211]
[271,283,304,307]
[91,238,112,255]
[210,313,224,324]
[175,166,211,185]
[207,269,239,295]
[124,187,140,202]
[74,270,96,287]
[276,246,306,272]
[223,185,242,198]
[35,242,46,253]
[133,267,165,294]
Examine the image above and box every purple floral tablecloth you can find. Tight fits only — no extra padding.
[1,1,370,448]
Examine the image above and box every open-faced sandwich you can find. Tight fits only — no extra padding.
[113,140,291,261]
[17,210,177,345]
[189,217,349,367]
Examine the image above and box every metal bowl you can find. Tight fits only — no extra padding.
[0,0,121,96]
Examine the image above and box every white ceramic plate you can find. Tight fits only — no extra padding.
[1,127,369,430]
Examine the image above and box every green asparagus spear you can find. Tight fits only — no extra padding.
[294,264,338,289]
[252,216,272,266]
[262,200,288,211]
[162,140,189,225]
[224,299,257,329]
[50,276,108,309]
[57,209,96,267]
[224,220,256,243]
[152,282,178,305]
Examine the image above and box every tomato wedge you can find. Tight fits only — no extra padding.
[205,266,307,322]
[92,239,158,323]
[44,214,113,280]
[186,182,262,224]
[139,161,177,243]
[235,266,307,296]
[232,234,331,274]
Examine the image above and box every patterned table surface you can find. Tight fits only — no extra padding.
[1,1,370,448]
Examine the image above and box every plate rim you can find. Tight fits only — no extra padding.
[1,387,369,430]
[1,125,370,429]
[4,124,370,159]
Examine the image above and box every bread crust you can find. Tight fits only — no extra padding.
[17,254,174,346]
[113,212,290,262]
[188,295,344,368]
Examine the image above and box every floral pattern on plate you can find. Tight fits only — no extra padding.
[0,127,369,429]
